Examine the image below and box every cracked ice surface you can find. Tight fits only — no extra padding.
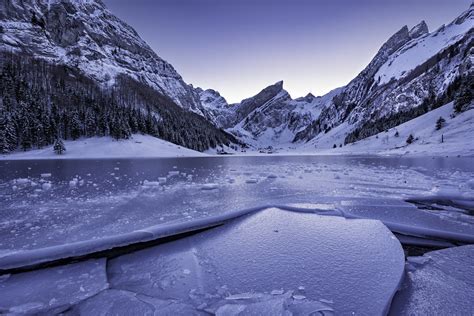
[389,245,474,315]
[0,157,473,266]
[106,208,405,315]
[0,259,108,314]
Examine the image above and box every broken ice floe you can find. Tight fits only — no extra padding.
[0,259,107,315]
[390,245,474,315]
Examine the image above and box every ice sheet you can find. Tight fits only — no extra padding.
[0,259,108,314]
[108,208,405,315]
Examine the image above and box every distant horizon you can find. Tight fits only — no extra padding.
[104,0,471,103]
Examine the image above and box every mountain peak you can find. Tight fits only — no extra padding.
[409,20,429,39]
[454,2,474,25]
[272,80,284,90]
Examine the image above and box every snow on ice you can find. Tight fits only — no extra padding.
[107,208,405,315]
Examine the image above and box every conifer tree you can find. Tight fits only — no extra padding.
[53,138,66,155]
[436,116,446,130]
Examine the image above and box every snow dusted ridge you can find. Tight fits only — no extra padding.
[291,4,473,148]
[375,9,473,85]
[0,0,206,115]
[0,134,206,160]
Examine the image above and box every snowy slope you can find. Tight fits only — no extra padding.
[299,102,474,157]
[0,134,206,160]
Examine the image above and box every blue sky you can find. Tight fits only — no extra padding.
[104,0,471,103]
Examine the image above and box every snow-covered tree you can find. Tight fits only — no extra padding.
[436,116,446,130]
[53,138,66,155]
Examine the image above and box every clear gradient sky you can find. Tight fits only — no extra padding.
[103,0,471,103]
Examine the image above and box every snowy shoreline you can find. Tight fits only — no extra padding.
[2,103,473,160]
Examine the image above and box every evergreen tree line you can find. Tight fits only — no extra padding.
[344,74,473,145]
[0,52,236,153]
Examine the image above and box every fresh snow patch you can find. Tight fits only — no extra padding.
[1,134,206,160]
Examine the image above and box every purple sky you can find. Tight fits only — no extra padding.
[103,0,471,103]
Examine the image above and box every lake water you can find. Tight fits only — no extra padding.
[1,156,473,254]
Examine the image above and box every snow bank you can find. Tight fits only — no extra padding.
[0,134,206,160]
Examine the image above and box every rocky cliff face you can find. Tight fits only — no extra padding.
[0,0,206,115]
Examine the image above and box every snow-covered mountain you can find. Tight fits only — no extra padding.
[0,0,206,115]
[1,0,472,154]
[0,0,238,153]
[197,81,342,147]
[195,4,472,151]
[294,5,473,148]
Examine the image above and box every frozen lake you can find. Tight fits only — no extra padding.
[0,156,473,263]
[0,156,473,314]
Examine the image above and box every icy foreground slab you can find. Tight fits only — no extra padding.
[107,208,405,315]
[0,259,108,314]
[390,245,474,315]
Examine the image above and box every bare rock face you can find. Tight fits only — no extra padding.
[409,21,429,39]
[0,0,205,115]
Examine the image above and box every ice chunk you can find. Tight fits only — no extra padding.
[245,178,258,184]
[40,173,52,178]
[108,208,405,315]
[271,289,285,295]
[390,245,474,315]
[69,179,78,187]
[15,178,30,185]
[41,182,52,190]
[142,180,161,187]
[201,183,219,190]
[0,259,108,314]
[225,293,259,300]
